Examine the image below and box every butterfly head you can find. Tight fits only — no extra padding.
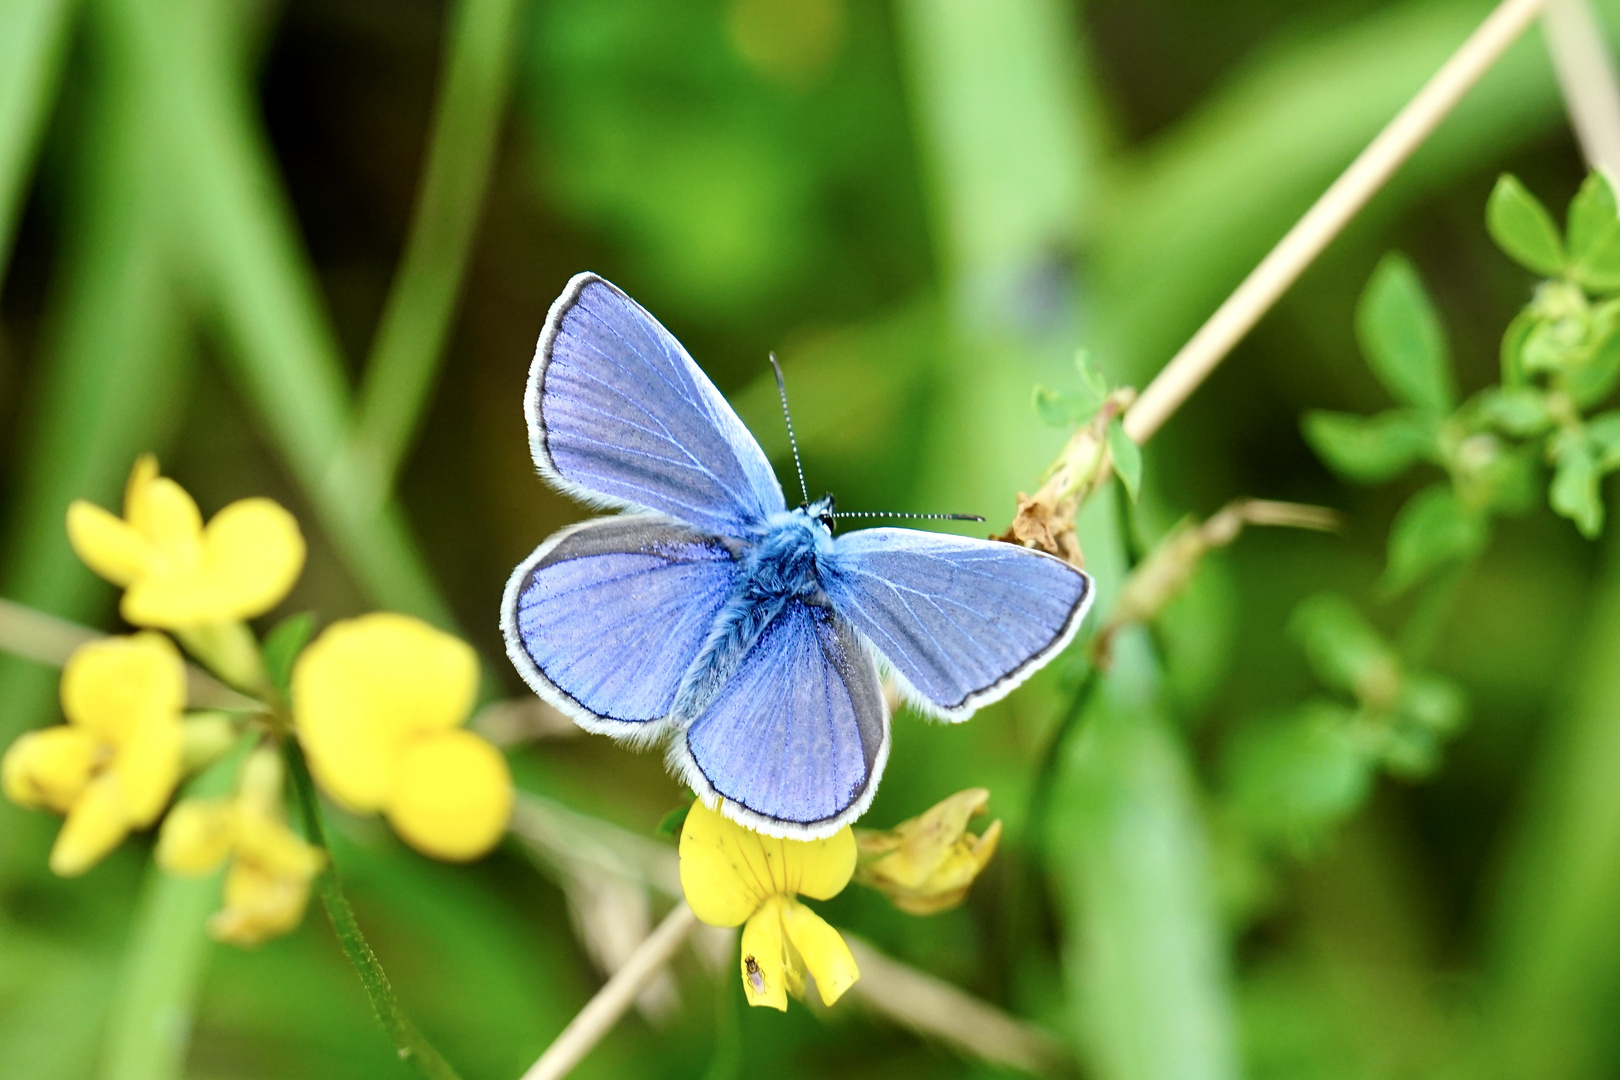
[803,494,836,534]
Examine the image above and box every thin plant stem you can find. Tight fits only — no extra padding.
[349,0,523,495]
[521,902,700,1080]
[282,740,465,1080]
[1542,0,1620,177]
[1120,0,1551,449]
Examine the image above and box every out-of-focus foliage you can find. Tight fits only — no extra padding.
[4,1,1620,1079]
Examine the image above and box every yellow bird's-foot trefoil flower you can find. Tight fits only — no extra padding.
[2,633,185,876]
[66,456,304,687]
[852,787,1001,915]
[158,746,324,946]
[679,800,859,1011]
[292,614,513,861]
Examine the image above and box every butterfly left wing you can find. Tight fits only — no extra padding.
[670,601,888,839]
[823,529,1094,720]
[530,273,785,536]
[502,515,741,738]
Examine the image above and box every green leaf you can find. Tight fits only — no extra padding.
[1355,253,1455,412]
[1476,386,1553,436]
[1487,174,1565,276]
[1501,308,1535,386]
[1564,312,1620,408]
[1551,437,1604,538]
[1301,408,1433,483]
[1107,417,1143,501]
[1588,411,1620,470]
[1289,594,1396,701]
[1075,348,1111,400]
[261,612,316,700]
[1223,701,1376,853]
[1398,673,1467,736]
[1383,484,1489,594]
[1567,171,1620,292]
[1033,383,1101,427]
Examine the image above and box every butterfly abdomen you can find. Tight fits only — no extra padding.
[668,510,833,726]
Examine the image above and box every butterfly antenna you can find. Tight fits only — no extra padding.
[829,511,987,522]
[769,352,811,506]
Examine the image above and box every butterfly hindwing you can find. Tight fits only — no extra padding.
[501,515,741,737]
[823,529,1094,720]
[672,601,888,837]
[529,273,785,536]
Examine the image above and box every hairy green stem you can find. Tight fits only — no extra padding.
[282,741,464,1080]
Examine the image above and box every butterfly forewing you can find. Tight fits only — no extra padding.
[530,273,785,536]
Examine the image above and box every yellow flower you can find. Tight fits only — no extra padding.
[852,788,1001,916]
[157,748,324,946]
[2,633,185,876]
[292,614,513,861]
[679,800,859,1011]
[67,455,305,630]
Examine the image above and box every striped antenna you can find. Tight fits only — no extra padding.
[768,353,810,506]
[829,511,986,522]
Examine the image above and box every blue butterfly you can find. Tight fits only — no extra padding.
[501,273,1095,839]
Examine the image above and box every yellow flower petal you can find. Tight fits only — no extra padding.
[740,897,791,1011]
[293,614,478,812]
[209,859,312,946]
[50,772,129,876]
[779,897,859,1005]
[2,727,100,813]
[678,800,856,928]
[132,475,203,552]
[235,809,325,879]
[60,633,186,745]
[116,712,183,828]
[66,501,151,587]
[385,730,512,861]
[157,798,236,875]
[853,788,1002,915]
[196,498,305,620]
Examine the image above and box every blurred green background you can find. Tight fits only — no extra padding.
[3,0,1620,1078]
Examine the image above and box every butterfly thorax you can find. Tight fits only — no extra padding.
[667,505,834,725]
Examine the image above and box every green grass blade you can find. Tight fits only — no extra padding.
[0,0,192,750]
[349,0,523,494]
[115,0,458,628]
[0,0,77,287]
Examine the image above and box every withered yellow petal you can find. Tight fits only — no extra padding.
[293,614,479,811]
[157,798,237,875]
[385,730,512,861]
[779,897,859,1005]
[209,859,312,946]
[66,501,151,587]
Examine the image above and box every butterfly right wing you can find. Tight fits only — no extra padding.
[501,515,741,739]
[530,273,785,537]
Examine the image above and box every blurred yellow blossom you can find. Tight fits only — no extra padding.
[292,613,512,861]
[67,454,305,631]
[158,747,324,946]
[2,633,185,876]
[853,787,1001,915]
[679,801,859,1010]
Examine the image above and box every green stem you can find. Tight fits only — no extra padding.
[281,741,464,1080]
[349,0,522,493]
[97,736,254,1080]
